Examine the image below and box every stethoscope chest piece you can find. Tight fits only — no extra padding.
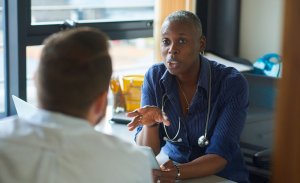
[198,135,209,147]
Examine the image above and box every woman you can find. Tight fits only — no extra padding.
[127,10,249,183]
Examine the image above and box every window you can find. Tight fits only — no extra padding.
[31,0,154,24]
[0,1,4,114]
[26,38,155,105]
[110,38,154,75]
[27,0,154,44]
[26,45,42,106]
[3,0,154,116]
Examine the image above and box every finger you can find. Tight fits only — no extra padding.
[155,116,170,127]
[160,111,171,126]
[139,105,159,114]
[161,119,171,126]
[158,171,175,183]
[127,123,138,131]
[159,169,176,182]
[162,160,174,169]
[152,169,161,177]
[127,115,141,131]
[127,122,138,131]
[127,123,136,131]
[130,106,171,126]
[127,109,140,117]
[152,169,162,183]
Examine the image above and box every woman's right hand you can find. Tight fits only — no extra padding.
[127,106,170,131]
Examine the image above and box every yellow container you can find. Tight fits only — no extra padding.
[122,75,144,112]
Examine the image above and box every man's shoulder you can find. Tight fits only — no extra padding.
[0,116,21,138]
[94,132,147,158]
[0,115,18,123]
[86,133,152,181]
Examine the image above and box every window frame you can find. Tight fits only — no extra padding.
[2,0,153,117]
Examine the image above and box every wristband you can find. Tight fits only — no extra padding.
[174,164,181,180]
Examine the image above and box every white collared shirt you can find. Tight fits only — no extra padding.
[0,109,152,183]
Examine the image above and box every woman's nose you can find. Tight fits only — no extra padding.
[168,44,179,55]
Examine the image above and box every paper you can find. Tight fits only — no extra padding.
[204,53,252,72]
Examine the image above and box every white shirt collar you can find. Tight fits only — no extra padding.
[22,108,92,129]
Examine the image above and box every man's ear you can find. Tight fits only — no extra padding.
[88,91,108,126]
[95,91,108,114]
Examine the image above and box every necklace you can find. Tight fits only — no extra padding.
[177,79,190,111]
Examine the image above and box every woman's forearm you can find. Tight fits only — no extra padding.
[178,154,227,180]
[136,125,161,155]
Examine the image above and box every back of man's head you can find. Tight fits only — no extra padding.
[36,27,112,118]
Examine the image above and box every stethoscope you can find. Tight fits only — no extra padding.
[162,62,212,148]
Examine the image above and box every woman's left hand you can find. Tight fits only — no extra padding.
[152,160,177,183]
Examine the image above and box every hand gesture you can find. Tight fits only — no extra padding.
[127,105,170,131]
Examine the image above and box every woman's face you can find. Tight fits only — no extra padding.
[160,20,205,76]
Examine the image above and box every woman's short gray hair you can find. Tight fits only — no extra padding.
[163,10,203,36]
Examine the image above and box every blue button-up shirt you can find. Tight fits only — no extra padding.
[136,56,249,182]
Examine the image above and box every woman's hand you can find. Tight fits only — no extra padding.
[127,105,170,131]
[152,169,161,183]
[152,160,178,183]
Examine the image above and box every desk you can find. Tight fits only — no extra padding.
[95,108,135,143]
[95,107,235,183]
[178,176,234,183]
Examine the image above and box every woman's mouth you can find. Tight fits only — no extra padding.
[167,61,179,69]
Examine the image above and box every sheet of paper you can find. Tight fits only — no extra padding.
[12,95,38,118]
[204,53,253,72]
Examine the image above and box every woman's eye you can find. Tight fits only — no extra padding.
[178,39,186,44]
[162,39,170,46]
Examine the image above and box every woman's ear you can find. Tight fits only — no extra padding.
[199,36,206,53]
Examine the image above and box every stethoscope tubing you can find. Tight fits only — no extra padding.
[162,62,212,147]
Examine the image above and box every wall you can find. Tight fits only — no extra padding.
[239,0,283,62]
[273,0,300,181]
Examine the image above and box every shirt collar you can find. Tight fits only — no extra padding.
[160,68,174,92]
[159,55,211,94]
[197,55,211,94]
[22,108,91,129]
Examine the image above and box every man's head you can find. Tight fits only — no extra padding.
[36,27,112,125]
[160,10,206,76]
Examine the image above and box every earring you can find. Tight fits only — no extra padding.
[200,51,205,55]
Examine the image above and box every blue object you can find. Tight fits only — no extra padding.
[253,53,282,77]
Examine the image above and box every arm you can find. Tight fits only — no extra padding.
[127,106,170,155]
[177,154,227,179]
[136,123,161,155]
[127,67,170,155]
[158,72,249,181]
[184,73,248,179]
[157,154,227,181]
